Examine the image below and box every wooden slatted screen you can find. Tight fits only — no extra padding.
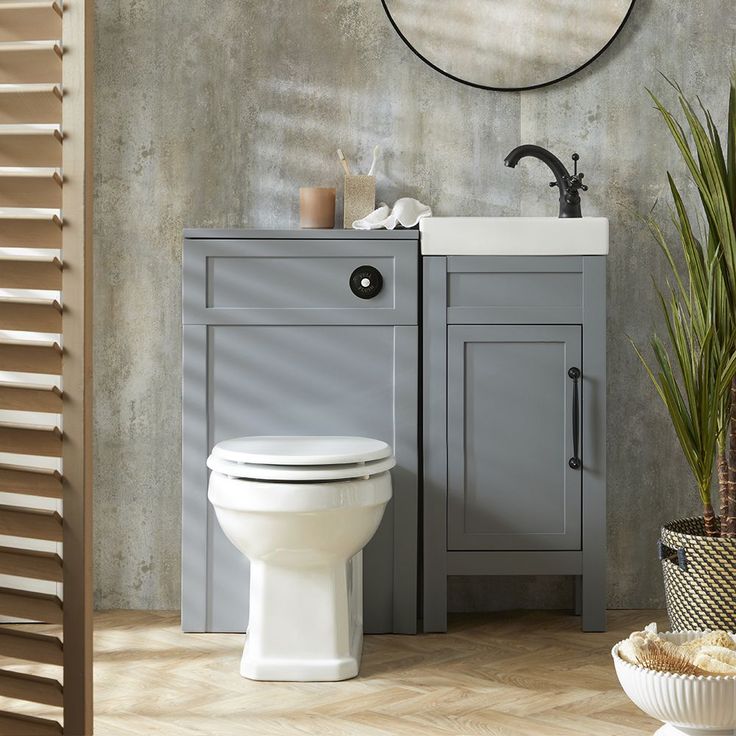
[0,1,92,734]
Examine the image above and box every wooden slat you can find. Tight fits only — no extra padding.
[0,126,62,166]
[0,710,62,736]
[0,464,62,498]
[0,171,62,207]
[0,546,62,581]
[0,383,62,412]
[0,587,62,624]
[0,669,63,706]
[0,84,62,124]
[0,626,63,665]
[0,42,62,84]
[0,217,62,247]
[0,258,62,289]
[0,505,63,541]
[0,2,63,43]
[0,341,61,374]
[0,424,63,457]
[0,299,62,332]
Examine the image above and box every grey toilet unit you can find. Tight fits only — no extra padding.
[182,230,419,634]
[182,229,608,635]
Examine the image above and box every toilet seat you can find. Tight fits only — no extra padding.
[208,435,395,482]
[211,435,392,466]
[207,454,396,482]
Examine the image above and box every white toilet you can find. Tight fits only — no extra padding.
[206,435,394,682]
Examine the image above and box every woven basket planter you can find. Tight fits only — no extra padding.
[660,517,736,632]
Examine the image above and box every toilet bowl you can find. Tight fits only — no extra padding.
[206,435,394,682]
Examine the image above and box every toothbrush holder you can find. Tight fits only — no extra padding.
[343,175,376,228]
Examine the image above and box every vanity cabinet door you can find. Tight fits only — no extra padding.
[446,324,582,551]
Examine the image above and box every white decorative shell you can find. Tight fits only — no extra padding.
[352,198,432,230]
[389,197,432,228]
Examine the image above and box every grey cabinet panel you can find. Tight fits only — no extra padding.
[447,325,582,551]
[183,240,417,325]
[446,256,584,324]
[206,324,416,633]
[208,256,398,310]
[182,324,209,632]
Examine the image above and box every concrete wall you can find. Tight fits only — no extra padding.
[93,0,736,610]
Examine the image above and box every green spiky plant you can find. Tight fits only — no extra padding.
[633,76,736,537]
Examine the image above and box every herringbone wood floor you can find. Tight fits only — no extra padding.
[0,609,668,735]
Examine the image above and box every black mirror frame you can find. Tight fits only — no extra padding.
[380,0,637,92]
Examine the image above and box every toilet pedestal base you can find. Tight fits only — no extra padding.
[241,627,362,682]
[241,554,363,682]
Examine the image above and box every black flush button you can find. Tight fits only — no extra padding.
[350,265,383,299]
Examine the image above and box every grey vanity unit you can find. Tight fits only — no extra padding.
[422,255,607,632]
[182,229,419,634]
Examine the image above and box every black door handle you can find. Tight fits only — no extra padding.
[568,367,581,469]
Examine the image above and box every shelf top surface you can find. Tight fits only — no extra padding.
[184,228,420,240]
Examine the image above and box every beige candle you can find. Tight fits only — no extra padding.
[299,187,336,229]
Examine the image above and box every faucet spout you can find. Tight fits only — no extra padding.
[504,145,587,218]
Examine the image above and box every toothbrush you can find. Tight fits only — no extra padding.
[337,149,351,176]
[367,145,379,176]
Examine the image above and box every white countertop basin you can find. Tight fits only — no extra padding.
[419,217,609,256]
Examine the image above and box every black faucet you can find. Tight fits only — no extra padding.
[504,145,588,218]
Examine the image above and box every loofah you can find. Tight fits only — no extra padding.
[678,631,736,656]
[693,651,736,676]
[617,639,642,665]
[699,645,736,667]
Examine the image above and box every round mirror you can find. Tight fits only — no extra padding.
[381,0,636,91]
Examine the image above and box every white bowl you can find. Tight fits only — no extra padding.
[612,632,736,736]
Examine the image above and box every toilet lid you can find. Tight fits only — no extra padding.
[206,453,396,481]
[211,436,392,466]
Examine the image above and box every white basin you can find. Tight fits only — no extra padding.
[419,217,609,256]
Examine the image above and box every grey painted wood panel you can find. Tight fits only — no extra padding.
[181,325,210,632]
[446,551,582,576]
[446,255,583,273]
[581,256,607,631]
[422,257,448,633]
[208,255,397,310]
[446,256,583,323]
[183,233,419,635]
[185,229,420,240]
[204,323,416,633]
[447,272,582,308]
[447,306,583,324]
[446,324,582,551]
[184,240,417,325]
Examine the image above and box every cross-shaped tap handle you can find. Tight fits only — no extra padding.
[569,153,588,192]
[549,153,588,190]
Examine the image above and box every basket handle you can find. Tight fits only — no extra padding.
[658,539,688,571]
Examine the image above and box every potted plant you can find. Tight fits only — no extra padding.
[633,76,736,630]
